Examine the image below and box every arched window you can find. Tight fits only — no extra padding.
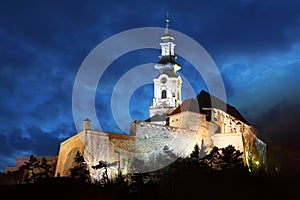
[161,90,167,99]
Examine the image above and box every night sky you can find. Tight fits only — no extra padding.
[1,0,300,172]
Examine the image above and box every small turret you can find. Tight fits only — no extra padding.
[83,118,91,131]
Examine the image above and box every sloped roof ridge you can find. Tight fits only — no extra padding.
[170,90,249,125]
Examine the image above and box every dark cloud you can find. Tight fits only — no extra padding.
[0,124,75,172]
[173,0,300,56]
[129,84,153,121]
[0,0,300,172]
[252,102,300,152]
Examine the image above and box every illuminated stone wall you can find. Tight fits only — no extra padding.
[212,133,244,152]
[131,115,266,172]
[168,111,218,146]
[169,111,206,131]
[209,108,245,134]
[55,132,85,177]
[134,121,198,158]
[242,127,267,171]
[132,120,224,159]
[83,131,110,180]
[55,129,136,181]
[131,120,217,171]
[55,112,266,180]
[84,131,135,181]
[131,121,198,171]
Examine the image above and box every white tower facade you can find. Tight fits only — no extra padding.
[149,15,182,118]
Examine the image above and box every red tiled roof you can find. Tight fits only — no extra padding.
[108,133,135,141]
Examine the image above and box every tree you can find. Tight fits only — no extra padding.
[202,146,221,169]
[36,157,51,180]
[201,145,246,171]
[69,151,90,183]
[219,145,245,170]
[92,160,109,185]
[113,171,127,186]
[190,143,200,159]
[21,155,40,183]
[199,140,208,158]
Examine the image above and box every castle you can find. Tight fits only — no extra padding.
[54,16,266,181]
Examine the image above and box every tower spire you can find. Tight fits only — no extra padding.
[160,12,175,57]
[149,14,182,118]
[164,12,170,35]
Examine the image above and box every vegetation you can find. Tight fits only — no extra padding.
[19,155,53,183]
[92,160,110,185]
[2,145,299,200]
[69,151,90,183]
[190,143,200,159]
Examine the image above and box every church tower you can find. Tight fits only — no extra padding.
[149,14,182,118]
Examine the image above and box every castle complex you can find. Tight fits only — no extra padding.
[52,17,266,181]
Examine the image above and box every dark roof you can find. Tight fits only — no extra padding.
[84,118,91,122]
[169,90,250,125]
[157,55,178,65]
[156,56,181,78]
[160,69,177,77]
[170,98,200,115]
[145,113,167,122]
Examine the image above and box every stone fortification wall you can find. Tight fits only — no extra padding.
[84,130,110,181]
[135,121,198,155]
[108,135,135,177]
[209,108,246,134]
[84,131,137,181]
[131,121,207,171]
[242,126,267,171]
[55,132,85,177]
[168,111,218,144]
[169,111,206,131]
[131,120,267,172]
[55,129,137,181]
[212,133,244,152]
[54,118,267,179]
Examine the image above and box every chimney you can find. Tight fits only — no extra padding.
[83,118,91,131]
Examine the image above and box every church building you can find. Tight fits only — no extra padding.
[149,15,182,120]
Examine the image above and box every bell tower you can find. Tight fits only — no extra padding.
[149,14,182,118]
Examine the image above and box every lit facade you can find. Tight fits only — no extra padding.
[53,16,267,181]
[149,15,182,118]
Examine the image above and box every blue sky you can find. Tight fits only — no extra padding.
[0,0,300,172]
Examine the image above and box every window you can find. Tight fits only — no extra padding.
[161,90,167,99]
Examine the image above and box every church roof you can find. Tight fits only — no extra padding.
[157,55,177,65]
[169,90,250,125]
[170,98,200,114]
[145,113,167,122]
[159,68,178,78]
[156,56,181,78]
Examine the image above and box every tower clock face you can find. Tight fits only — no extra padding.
[160,77,167,84]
